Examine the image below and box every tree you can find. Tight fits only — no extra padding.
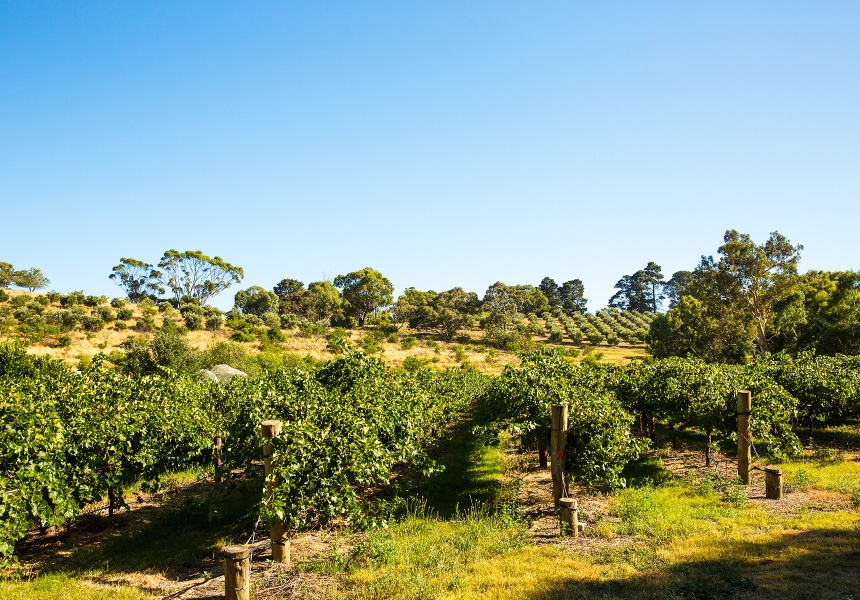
[428,287,481,340]
[234,286,280,316]
[157,250,243,306]
[334,268,394,327]
[0,262,14,288]
[642,262,665,312]
[608,271,650,312]
[538,277,561,309]
[392,288,436,330]
[109,258,164,303]
[558,279,587,315]
[304,281,343,322]
[13,268,50,292]
[664,270,693,308]
[608,264,664,312]
[481,282,519,331]
[697,230,802,355]
[647,296,751,362]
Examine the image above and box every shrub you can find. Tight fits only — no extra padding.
[403,356,436,371]
[0,290,8,303]
[110,297,127,309]
[326,328,352,353]
[60,291,85,307]
[161,318,189,336]
[205,312,223,330]
[83,295,107,307]
[45,291,61,303]
[280,313,302,329]
[453,344,467,363]
[426,339,440,353]
[94,305,114,322]
[387,332,399,343]
[184,312,204,331]
[58,335,71,348]
[262,311,281,329]
[231,330,257,343]
[361,335,383,354]
[116,307,134,321]
[82,315,105,332]
[34,295,50,307]
[114,320,127,330]
[401,336,418,349]
[11,295,27,308]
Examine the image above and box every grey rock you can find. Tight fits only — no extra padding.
[210,364,247,382]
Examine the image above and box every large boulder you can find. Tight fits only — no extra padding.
[209,364,247,382]
[198,369,219,382]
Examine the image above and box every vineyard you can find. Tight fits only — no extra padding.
[3,334,860,598]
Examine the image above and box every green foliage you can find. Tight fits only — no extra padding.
[158,249,243,306]
[334,267,394,328]
[13,268,50,292]
[109,258,164,303]
[116,307,134,321]
[475,351,643,488]
[0,290,8,303]
[401,336,418,349]
[234,285,279,317]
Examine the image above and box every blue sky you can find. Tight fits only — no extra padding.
[1,1,858,310]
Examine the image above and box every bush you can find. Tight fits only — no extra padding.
[205,312,223,330]
[361,335,383,354]
[161,318,189,336]
[262,311,281,329]
[0,290,8,303]
[82,315,105,332]
[426,339,440,353]
[34,295,50,307]
[60,291,85,307]
[280,313,302,329]
[326,328,352,353]
[114,320,127,330]
[403,356,436,371]
[11,295,27,308]
[83,295,107,307]
[387,332,399,343]
[58,335,71,348]
[401,336,418,349]
[46,291,61,303]
[94,305,114,322]
[116,307,134,321]
[184,312,204,331]
[110,297,127,309]
[453,344,467,363]
[231,330,257,343]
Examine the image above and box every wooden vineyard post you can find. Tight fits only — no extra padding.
[764,467,783,500]
[261,420,289,565]
[550,404,568,507]
[737,391,751,485]
[214,436,223,484]
[559,497,579,537]
[223,545,250,600]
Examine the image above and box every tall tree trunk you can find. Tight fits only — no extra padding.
[647,415,655,443]
[671,424,678,450]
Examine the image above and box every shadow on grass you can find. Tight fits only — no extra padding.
[24,479,261,580]
[417,420,508,518]
[525,526,860,600]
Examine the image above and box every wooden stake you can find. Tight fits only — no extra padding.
[737,391,752,485]
[764,467,783,500]
[550,404,568,507]
[214,436,223,484]
[559,497,579,537]
[223,545,250,600]
[260,420,288,564]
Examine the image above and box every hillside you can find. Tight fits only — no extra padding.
[0,289,648,374]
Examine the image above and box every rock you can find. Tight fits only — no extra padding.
[198,369,219,382]
[210,364,247,382]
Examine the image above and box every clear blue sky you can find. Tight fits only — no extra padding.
[2,2,858,310]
